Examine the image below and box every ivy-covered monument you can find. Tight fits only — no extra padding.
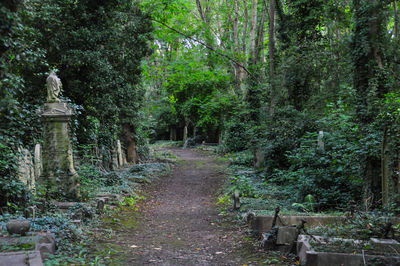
[39,72,80,200]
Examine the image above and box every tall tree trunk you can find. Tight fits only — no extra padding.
[395,0,399,39]
[170,126,177,141]
[233,0,243,90]
[398,155,400,195]
[255,0,267,64]
[249,0,258,64]
[382,128,389,206]
[242,0,249,54]
[354,0,386,206]
[122,123,137,164]
[268,0,276,114]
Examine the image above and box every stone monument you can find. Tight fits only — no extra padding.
[39,72,79,200]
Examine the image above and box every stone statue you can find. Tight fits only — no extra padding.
[46,71,62,103]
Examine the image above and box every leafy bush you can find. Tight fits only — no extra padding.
[269,103,368,210]
[223,114,252,152]
[260,106,317,176]
[102,172,124,187]
[76,164,105,201]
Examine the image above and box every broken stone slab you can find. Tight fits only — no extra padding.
[370,238,400,254]
[0,232,56,260]
[0,251,43,266]
[17,146,35,190]
[53,201,79,213]
[297,235,400,266]
[276,226,297,245]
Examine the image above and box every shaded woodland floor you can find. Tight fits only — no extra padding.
[89,148,296,265]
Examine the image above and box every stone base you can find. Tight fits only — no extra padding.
[0,232,56,259]
[0,251,43,266]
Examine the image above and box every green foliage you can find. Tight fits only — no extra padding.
[77,163,105,201]
[225,150,253,167]
[261,106,317,176]
[216,193,230,216]
[223,107,253,152]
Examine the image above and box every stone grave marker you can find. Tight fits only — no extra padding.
[39,72,79,200]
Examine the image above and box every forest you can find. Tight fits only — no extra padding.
[1,0,400,264]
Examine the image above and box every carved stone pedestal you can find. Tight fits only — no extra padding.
[39,102,79,200]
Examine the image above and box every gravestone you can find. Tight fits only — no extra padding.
[111,146,119,170]
[34,144,42,181]
[39,72,79,200]
[318,131,324,150]
[117,140,123,167]
[17,146,35,190]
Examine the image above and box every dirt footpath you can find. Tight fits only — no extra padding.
[91,148,294,265]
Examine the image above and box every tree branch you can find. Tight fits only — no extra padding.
[151,19,257,81]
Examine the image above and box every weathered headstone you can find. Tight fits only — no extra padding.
[34,144,42,181]
[39,72,79,200]
[117,140,123,167]
[111,146,119,170]
[318,131,324,150]
[17,146,35,190]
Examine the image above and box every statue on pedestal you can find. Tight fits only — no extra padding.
[40,71,80,200]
